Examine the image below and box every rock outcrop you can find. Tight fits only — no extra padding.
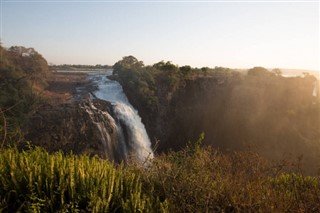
[24,99,121,161]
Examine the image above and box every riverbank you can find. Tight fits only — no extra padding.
[43,72,96,104]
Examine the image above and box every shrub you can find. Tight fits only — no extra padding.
[135,138,320,212]
[1,144,319,212]
[0,147,168,212]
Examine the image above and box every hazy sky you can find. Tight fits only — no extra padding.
[1,1,319,70]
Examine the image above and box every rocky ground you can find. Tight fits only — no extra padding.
[24,99,115,158]
[23,72,116,158]
[43,72,96,104]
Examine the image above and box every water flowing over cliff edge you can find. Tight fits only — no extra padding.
[90,70,154,163]
[25,70,153,164]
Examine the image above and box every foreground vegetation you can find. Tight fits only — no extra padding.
[1,142,319,212]
[0,147,168,212]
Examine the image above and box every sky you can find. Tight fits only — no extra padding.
[1,0,319,71]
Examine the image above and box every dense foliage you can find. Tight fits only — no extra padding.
[0,45,50,146]
[1,144,319,212]
[113,56,240,115]
[0,147,168,212]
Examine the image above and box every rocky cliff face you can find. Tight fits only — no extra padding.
[123,75,320,173]
[24,99,123,162]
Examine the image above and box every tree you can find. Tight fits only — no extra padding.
[180,65,192,76]
[272,68,282,76]
[247,67,274,77]
[113,56,144,75]
[153,61,178,72]
[302,72,317,81]
[7,46,49,87]
[153,61,166,70]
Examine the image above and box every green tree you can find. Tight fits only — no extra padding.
[7,46,49,87]
[180,65,192,76]
[153,61,178,72]
[113,55,144,75]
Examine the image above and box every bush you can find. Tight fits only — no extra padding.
[134,136,320,212]
[0,147,168,212]
[1,144,319,212]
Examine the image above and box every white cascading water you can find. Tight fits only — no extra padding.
[312,81,318,97]
[80,101,120,161]
[89,70,154,163]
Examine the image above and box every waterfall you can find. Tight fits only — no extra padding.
[89,70,154,163]
[80,100,127,162]
[113,102,154,163]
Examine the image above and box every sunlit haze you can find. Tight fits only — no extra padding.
[1,1,319,71]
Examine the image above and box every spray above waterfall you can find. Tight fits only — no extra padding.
[89,70,154,163]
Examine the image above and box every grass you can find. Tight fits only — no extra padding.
[0,143,319,212]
